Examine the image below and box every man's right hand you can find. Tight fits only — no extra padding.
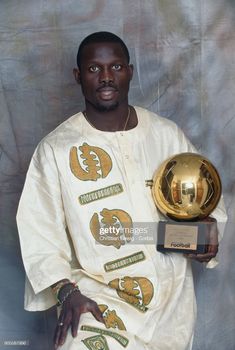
[54,289,104,349]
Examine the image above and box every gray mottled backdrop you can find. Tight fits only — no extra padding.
[0,1,234,349]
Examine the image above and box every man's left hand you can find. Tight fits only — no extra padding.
[186,217,219,263]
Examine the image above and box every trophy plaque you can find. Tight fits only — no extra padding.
[151,153,222,254]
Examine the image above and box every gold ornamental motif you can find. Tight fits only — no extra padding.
[70,143,112,181]
[98,304,126,331]
[82,335,109,350]
[90,208,133,249]
[79,184,123,205]
[104,251,145,272]
[108,276,154,312]
[81,326,129,347]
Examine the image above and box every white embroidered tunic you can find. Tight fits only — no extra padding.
[16,107,227,350]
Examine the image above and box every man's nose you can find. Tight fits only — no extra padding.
[99,67,114,83]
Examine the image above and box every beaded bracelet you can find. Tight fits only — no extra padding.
[52,280,78,305]
[52,280,72,297]
[57,286,80,306]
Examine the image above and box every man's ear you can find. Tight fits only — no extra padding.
[128,64,134,80]
[73,68,81,84]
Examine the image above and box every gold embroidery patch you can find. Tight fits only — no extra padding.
[90,208,133,249]
[104,251,145,272]
[108,276,154,312]
[79,184,123,205]
[82,335,109,350]
[81,326,129,347]
[98,304,126,331]
[70,143,112,181]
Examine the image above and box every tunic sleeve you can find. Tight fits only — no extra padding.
[17,140,72,310]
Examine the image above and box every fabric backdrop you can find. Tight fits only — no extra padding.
[0,0,234,349]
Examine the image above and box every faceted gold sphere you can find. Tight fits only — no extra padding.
[152,153,222,220]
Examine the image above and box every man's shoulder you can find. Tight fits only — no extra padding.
[135,106,179,132]
[135,106,194,152]
[40,111,84,145]
[33,112,84,157]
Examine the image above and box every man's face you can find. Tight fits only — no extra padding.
[74,42,133,112]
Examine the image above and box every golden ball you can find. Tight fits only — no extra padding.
[152,153,222,220]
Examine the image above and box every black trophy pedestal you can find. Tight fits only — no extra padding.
[157,220,208,254]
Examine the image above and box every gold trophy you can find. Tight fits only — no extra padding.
[151,153,222,254]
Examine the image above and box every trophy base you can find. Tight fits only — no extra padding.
[157,220,208,254]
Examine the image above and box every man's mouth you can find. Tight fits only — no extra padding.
[96,85,118,92]
[97,86,118,100]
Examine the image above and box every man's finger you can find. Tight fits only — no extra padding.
[207,243,218,255]
[58,321,70,347]
[57,311,72,347]
[54,322,67,349]
[54,313,65,349]
[88,302,105,324]
[54,325,62,350]
[71,310,81,337]
[187,251,216,262]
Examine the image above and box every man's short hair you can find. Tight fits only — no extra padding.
[77,31,130,68]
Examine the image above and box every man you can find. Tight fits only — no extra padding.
[17,32,227,350]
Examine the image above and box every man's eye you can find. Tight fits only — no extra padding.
[112,64,122,71]
[89,66,100,72]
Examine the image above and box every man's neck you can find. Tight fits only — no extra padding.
[84,105,137,132]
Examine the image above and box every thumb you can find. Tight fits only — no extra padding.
[90,304,105,324]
